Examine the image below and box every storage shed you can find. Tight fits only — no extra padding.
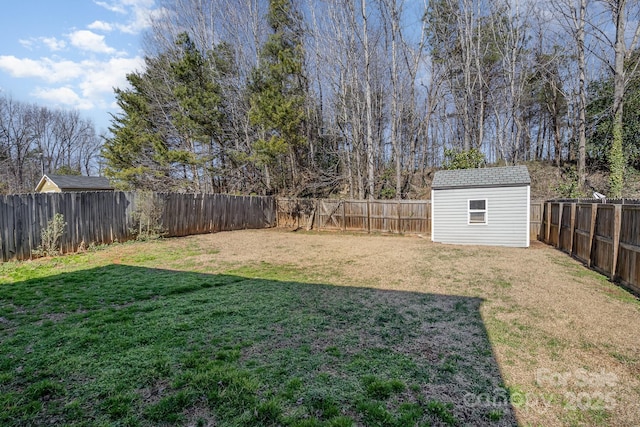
[431,165,530,247]
[35,174,113,193]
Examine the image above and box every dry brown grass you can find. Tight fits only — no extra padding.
[125,228,640,427]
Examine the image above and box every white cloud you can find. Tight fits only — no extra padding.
[32,87,94,110]
[69,30,116,54]
[46,60,86,81]
[119,5,162,34]
[94,1,127,14]
[79,57,144,103]
[96,0,156,13]
[0,1,159,123]
[88,20,114,32]
[0,56,51,80]
[18,39,35,50]
[0,56,85,83]
[18,37,66,52]
[93,0,159,35]
[41,37,66,51]
[0,54,143,110]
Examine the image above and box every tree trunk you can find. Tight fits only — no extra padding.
[361,0,376,199]
[610,0,626,198]
[384,0,402,199]
[577,0,587,188]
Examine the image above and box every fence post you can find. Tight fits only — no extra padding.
[569,203,576,255]
[425,201,430,235]
[342,200,346,232]
[309,198,318,231]
[545,202,552,243]
[611,204,622,281]
[367,199,371,234]
[556,202,563,248]
[397,200,402,234]
[587,203,598,267]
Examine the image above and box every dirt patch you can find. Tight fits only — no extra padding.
[114,229,640,426]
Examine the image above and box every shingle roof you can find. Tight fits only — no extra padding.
[41,174,113,191]
[432,165,530,190]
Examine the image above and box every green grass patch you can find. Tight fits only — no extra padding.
[549,254,640,305]
[362,376,406,400]
[0,241,516,426]
[425,400,457,425]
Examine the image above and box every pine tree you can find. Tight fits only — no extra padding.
[102,71,168,190]
[169,33,226,191]
[103,33,230,191]
[249,0,307,194]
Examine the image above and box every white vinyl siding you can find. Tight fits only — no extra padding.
[432,186,529,247]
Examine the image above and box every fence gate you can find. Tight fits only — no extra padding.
[317,200,344,230]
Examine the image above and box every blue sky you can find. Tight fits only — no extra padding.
[0,0,163,133]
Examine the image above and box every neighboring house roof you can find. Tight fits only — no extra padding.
[432,165,530,190]
[35,174,113,192]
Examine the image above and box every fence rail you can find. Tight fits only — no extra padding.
[280,198,545,241]
[277,198,432,235]
[0,192,275,262]
[540,201,640,294]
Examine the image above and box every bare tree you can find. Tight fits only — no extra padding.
[548,0,590,184]
[0,95,100,193]
[0,97,35,192]
[427,0,496,155]
[360,0,377,199]
[603,0,640,196]
[488,0,537,164]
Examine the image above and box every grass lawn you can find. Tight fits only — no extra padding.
[1,229,639,426]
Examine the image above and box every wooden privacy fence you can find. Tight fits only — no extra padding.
[277,198,432,235]
[157,193,275,237]
[540,199,640,294]
[279,198,544,240]
[0,192,133,262]
[0,192,276,262]
[529,201,543,242]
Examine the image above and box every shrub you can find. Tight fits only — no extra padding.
[34,213,66,257]
[443,148,485,170]
[132,192,164,240]
[555,166,586,198]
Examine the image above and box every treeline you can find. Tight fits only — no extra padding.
[0,95,101,194]
[102,0,640,198]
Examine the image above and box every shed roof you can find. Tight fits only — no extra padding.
[35,174,113,192]
[432,165,530,190]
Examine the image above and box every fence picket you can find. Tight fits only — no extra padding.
[542,200,640,293]
[0,192,275,262]
[277,198,433,235]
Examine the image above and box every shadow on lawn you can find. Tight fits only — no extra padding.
[0,264,518,426]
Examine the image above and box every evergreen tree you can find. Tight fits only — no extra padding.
[249,0,307,194]
[169,33,226,191]
[103,33,230,191]
[443,148,486,170]
[102,71,168,190]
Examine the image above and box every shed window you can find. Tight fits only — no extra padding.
[468,199,487,224]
